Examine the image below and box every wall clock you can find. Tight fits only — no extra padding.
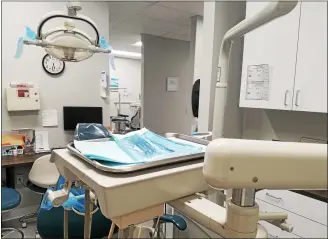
[42,54,65,75]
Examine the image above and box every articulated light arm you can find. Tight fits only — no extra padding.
[22,2,110,62]
[212,1,298,139]
[36,12,100,46]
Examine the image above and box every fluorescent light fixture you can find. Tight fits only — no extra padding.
[132,41,142,47]
[112,50,142,60]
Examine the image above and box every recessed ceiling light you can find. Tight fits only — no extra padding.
[132,41,142,47]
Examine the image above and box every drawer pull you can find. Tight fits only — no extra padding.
[284,90,289,106]
[295,90,300,106]
[266,193,282,200]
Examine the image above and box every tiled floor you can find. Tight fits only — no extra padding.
[2,219,156,238]
[2,222,38,238]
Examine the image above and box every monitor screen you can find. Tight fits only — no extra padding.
[63,106,103,130]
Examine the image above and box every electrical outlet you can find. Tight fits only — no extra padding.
[16,174,24,185]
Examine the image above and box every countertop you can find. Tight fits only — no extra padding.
[1,152,49,167]
[292,190,327,203]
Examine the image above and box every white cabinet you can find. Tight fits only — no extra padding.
[256,190,328,238]
[239,2,327,113]
[239,2,301,111]
[293,2,327,113]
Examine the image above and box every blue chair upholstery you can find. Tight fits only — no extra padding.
[37,207,117,238]
[1,187,21,211]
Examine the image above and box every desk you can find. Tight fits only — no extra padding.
[1,153,49,188]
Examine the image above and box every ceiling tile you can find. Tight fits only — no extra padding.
[157,1,204,16]
[141,4,192,27]
[111,14,183,36]
[108,1,197,52]
[109,2,155,23]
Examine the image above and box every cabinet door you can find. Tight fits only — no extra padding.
[293,2,327,113]
[239,2,301,110]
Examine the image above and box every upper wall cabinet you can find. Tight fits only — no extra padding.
[239,2,301,111]
[293,2,327,113]
[239,2,327,113]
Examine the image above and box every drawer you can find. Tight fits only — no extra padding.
[256,190,327,225]
[257,199,327,238]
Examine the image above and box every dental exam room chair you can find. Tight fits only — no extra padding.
[36,206,115,238]
[36,173,118,239]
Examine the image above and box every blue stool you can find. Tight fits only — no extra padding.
[1,187,24,239]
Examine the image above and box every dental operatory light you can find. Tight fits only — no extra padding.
[23,2,110,62]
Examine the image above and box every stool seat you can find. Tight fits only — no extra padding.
[155,214,187,231]
[28,154,60,188]
[1,187,21,211]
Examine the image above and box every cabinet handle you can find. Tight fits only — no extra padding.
[284,90,289,106]
[295,90,300,106]
[266,192,282,200]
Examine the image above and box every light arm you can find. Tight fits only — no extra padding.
[36,13,100,45]
[212,1,298,139]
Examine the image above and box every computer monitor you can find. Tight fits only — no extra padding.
[63,106,103,130]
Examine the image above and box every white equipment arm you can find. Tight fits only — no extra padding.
[204,138,327,190]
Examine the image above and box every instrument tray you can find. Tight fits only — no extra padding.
[66,133,209,173]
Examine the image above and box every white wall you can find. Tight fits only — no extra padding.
[109,58,141,118]
[190,16,203,84]
[2,2,110,149]
[175,2,247,238]
[1,1,110,219]
[141,34,193,135]
[198,2,246,135]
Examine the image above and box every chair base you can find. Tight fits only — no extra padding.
[20,214,37,229]
[1,227,24,239]
[20,182,45,228]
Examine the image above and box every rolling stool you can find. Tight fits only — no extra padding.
[1,187,24,238]
[20,155,59,229]
[152,214,187,238]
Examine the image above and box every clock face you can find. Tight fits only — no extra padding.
[42,54,65,75]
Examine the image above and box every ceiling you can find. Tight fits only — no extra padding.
[108,1,204,53]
